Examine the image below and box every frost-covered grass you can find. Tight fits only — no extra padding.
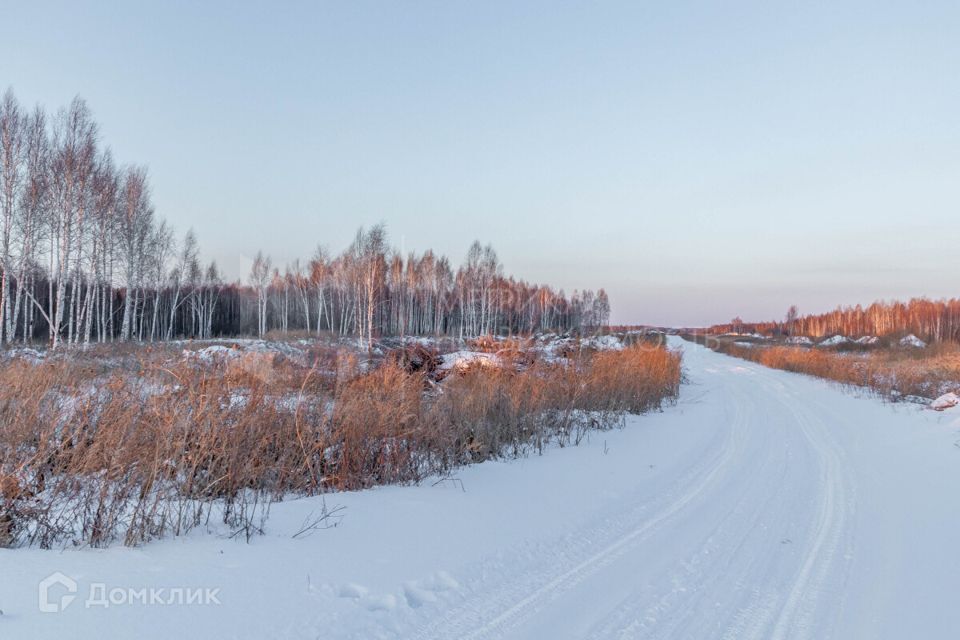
[0,333,680,549]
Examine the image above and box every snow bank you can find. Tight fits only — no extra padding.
[185,345,240,362]
[856,336,880,345]
[786,336,813,345]
[930,392,960,411]
[900,334,927,348]
[818,335,850,347]
[532,333,625,361]
[438,351,500,372]
[532,336,576,363]
[580,334,625,351]
[181,340,309,364]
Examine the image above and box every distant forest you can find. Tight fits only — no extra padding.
[0,89,608,348]
[711,298,960,343]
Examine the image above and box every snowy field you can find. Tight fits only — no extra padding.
[3,336,960,639]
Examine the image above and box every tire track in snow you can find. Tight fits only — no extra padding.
[579,373,797,640]
[763,374,856,640]
[417,386,749,640]
[675,359,854,640]
[576,357,857,640]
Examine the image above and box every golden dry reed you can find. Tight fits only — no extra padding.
[0,341,680,548]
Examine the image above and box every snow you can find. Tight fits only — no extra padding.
[438,350,500,371]
[532,335,575,361]
[185,345,239,362]
[4,337,960,638]
[900,334,927,348]
[818,334,850,346]
[1,347,45,364]
[786,336,813,345]
[930,392,960,411]
[856,336,880,345]
[529,334,627,363]
[579,334,625,351]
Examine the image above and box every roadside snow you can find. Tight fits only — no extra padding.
[930,392,959,411]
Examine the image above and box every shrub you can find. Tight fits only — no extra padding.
[0,340,682,548]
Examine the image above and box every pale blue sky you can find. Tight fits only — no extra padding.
[3,1,958,326]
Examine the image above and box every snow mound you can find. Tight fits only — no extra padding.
[900,334,927,348]
[532,335,577,362]
[856,336,880,345]
[439,351,501,371]
[786,336,813,345]
[186,345,240,362]
[931,392,960,411]
[180,340,309,364]
[818,335,850,347]
[580,335,625,351]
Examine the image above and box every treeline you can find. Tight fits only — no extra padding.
[246,228,610,345]
[710,298,960,343]
[0,88,608,347]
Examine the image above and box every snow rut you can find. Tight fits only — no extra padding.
[580,380,788,639]
[416,394,748,640]
[459,357,855,640]
[578,364,856,640]
[764,384,855,640]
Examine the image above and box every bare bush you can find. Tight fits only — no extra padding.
[386,343,442,376]
[0,341,681,548]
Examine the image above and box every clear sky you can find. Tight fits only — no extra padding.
[3,1,959,326]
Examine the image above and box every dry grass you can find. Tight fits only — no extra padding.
[689,335,960,401]
[0,341,681,548]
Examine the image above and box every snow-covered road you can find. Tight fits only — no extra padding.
[4,337,960,639]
